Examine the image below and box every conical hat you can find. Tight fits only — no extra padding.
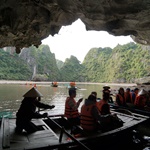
[138,89,148,96]
[23,87,43,97]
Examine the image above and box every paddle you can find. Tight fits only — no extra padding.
[46,117,91,150]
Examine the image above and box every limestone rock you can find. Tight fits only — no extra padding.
[0,0,150,53]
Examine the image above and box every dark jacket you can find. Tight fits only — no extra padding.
[16,97,51,121]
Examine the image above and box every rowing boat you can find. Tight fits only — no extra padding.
[51,84,58,87]
[109,103,150,117]
[0,109,149,150]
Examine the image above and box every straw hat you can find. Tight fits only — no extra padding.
[23,87,43,97]
[138,89,148,96]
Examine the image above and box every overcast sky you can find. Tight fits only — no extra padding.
[42,19,134,63]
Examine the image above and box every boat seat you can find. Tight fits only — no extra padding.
[32,119,52,130]
[61,117,87,135]
[0,117,10,149]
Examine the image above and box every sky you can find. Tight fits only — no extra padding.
[42,19,134,63]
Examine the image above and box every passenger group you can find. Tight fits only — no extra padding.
[15,85,150,134]
[64,85,150,133]
[115,87,150,110]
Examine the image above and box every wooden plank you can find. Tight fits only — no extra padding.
[23,140,60,150]
[0,117,4,149]
[32,119,52,130]
[8,118,59,150]
[9,119,29,142]
[2,118,10,148]
[28,130,59,141]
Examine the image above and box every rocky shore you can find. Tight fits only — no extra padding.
[0,80,149,90]
[0,80,136,86]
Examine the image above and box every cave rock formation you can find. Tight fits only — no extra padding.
[0,0,150,53]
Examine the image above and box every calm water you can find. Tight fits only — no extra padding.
[0,82,149,149]
[0,82,131,117]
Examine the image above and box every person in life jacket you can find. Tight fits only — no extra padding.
[125,88,133,103]
[81,94,123,132]
[80,94,101,132]
[96,90,111,115]
[134,89,148,110]
[64,88,83,125]
[102,85,113,103]
[131,88,139,104]
[16,87,55,134]
[115,87,127,106]
[125,88,135,108]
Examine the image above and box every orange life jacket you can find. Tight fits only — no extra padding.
[125,92,133,103]
[96,100,110,115]
[64,97,79,118]
[134,95,147,109]
[70,82,76,87]
[80,104,97,131]
[116,94,126,105]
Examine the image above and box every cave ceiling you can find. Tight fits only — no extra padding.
[0,0,150,53]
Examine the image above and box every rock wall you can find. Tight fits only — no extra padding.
[0,0,150,53]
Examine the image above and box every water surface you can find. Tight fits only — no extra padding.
[0,82,132,116]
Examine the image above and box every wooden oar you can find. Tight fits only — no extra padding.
[46,117,91,150]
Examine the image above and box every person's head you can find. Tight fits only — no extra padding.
[103,85,111,90]
[118,87,124,95]
[126,88,131,93]
[88,94,97,102]
[69,88,76,97]
[103,88,111,93]
[102,88,111,97]
[134,88,139,94]
[91,91,97,97]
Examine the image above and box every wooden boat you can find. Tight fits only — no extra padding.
[109,103,150,117]
[51,82,58,87]
[0,109,149,150]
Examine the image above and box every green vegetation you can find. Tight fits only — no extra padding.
[0,48,31,80]
[83,42,150,82]
[60,56,84,81]
[0,42,149,83]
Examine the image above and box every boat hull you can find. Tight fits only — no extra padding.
[0,110,149,150]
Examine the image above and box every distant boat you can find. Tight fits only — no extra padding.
[67,82,78,90]
[51,82,58,87]
[67,85,78,90]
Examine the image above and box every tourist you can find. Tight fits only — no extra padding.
[134,89,148,110]
[96,90,111,115]
[131,88,139,104]
[125,88,132,103]
[115,87,126,106]
[102,85,113,103]
[80,94,123,132]
[80,94,101,131]
[64,88,83,126]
